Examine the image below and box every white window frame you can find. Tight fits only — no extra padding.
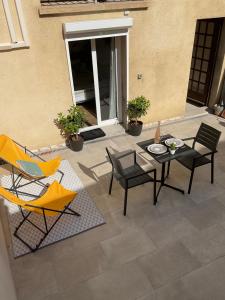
[65,32,129,131]
[0,0,29,51]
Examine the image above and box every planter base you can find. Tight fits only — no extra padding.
[127,121,143,136]
[67,136,84,151]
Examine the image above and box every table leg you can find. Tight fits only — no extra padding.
[156,162,166,198]
[166,161,170,178]
[161,162,166,185]
[157,162,184,198]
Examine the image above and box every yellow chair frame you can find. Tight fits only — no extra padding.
[0,181,80,252]
[0,135,64,198]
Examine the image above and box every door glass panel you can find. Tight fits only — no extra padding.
[202,61,208,72]
[207,22,214,34]
[199,21,206,33]
[96,37,117,121]
[198,34,205,46]
[199,83,205,93]
[196,47,203,58]
[193,71,200,81]
[195,59,201,70]
[69,40,97,126]
[205,36,212,47]
[192,82,198,91]
[203,48,210,60]
[200,73,206,83]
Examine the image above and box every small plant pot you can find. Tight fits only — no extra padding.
[214,105,224,116]
[127,121,143,136]
[68,135,84,152]
[169,149,176,155]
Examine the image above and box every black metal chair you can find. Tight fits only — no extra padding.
[106,147,157,216]
[173,123,221,194]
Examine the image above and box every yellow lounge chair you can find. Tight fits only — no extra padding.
[0,135,64,197]
[0,181,79,252]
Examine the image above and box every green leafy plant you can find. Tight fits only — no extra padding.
[56,105,85,140]
[170,142,176,150]
[127,96,150,125]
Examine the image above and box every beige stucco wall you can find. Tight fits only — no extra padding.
[0,0,225,148]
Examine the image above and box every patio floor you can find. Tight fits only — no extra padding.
[4,112,225,300]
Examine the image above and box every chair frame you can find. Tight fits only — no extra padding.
[106,148,157,216]
[181,136,216,193]
[15,201,80,252]
[4,139,64,198]
[172,123,221,194]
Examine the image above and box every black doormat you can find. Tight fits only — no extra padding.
[80,128,106,141]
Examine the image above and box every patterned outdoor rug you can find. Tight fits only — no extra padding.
[1,160,105,258]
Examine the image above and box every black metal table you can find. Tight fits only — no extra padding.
[137,135,195,199]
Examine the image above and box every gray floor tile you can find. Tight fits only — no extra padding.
[101,226,156,266]
[137,241,201,288]
[181,224,225,264]
[53,243,109,291]
[144,212,197,248]
[156,280,193,300]
[181,197,225,230]
[71,213,121,251]
[16,261,59,300]
[86,262,153,300]
[180,256,225,300]
[62,281,95,300]
[136,291,156,300]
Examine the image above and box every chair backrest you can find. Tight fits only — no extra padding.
[0,135,61,178]
[195,123,221,151]
[0,181,77,216]
[106,147,124,176]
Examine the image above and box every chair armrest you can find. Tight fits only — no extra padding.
[182,137,195,141]
[125,168,156,182]
[193,151,216,165]
[115,150,136,160]
[13,139,47,162]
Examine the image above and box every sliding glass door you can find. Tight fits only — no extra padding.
[68,36,119,129]
[96,38,117,121]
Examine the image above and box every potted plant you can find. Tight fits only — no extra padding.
[56,105,85,151]
[127,96,150,136]
[169,142,176,155]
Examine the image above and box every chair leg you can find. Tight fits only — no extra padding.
[211,155,214,184]
[109,173,114,195]
[14,203,80,252]
[123,189,128,216]
[188,168,195,194]
[153,170,157,205]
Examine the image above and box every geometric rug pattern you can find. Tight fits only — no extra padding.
[1,160,105,258]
